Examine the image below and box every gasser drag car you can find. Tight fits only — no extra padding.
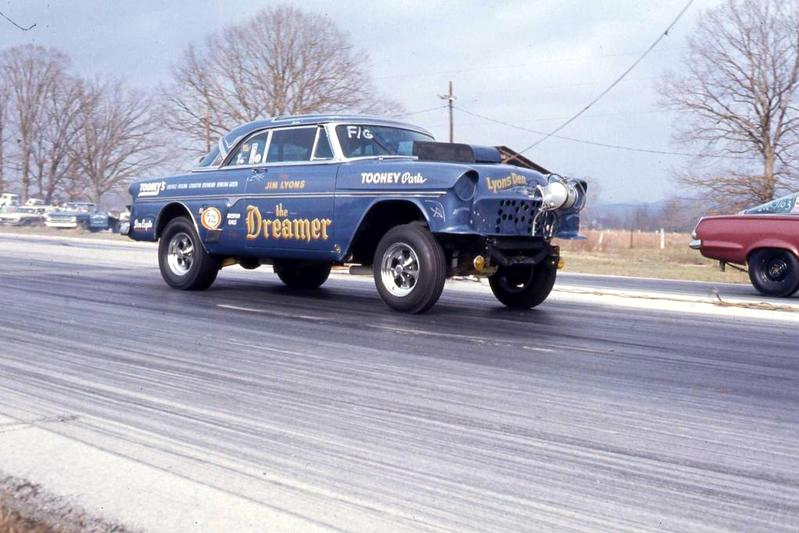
[691,192,799,297]
[124,115,586,313]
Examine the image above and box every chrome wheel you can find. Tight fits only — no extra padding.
[380,242,419,297]
[166,231,194,276]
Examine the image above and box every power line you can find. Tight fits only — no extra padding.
[455,105,755,160]
[513,0,695,157]
[373,46,686,82]
[0,10,36,31]
[391,105,447,119]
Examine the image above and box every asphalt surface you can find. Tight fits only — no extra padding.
[558,271,789,302]
[1,233,798,533]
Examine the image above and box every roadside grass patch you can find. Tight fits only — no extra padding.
[1,475,136,533]
[557,230,750,283]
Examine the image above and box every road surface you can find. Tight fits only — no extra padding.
[0,233,797,533]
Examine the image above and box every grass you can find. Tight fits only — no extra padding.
[0,505,53,533]
[557,229,750,284]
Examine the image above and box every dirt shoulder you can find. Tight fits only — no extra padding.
[0,474,137,533]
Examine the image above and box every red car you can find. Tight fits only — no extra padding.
[691,193,799,297]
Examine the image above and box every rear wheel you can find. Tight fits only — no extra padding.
[373,223,446,313]
[158,217,220,290]
[748,248,799,297]
[489,262,556,309]
[273,261,331,289]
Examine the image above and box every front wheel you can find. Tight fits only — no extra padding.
[373,223,446,313]
[158,217,220,290]
[748,249,799,297]
[489,262,556,309]
[273,261,331,289]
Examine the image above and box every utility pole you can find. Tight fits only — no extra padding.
[438,81,455,143]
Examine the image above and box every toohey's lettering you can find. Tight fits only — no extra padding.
[138,181,166,197]
[360,171,427,185]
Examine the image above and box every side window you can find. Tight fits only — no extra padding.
[313,127,334,160]
[226,131,269,167]
[267,127,316,163]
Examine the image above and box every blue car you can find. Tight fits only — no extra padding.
[124,115,586,312]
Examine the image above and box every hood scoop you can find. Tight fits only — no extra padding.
[412,142,501,164]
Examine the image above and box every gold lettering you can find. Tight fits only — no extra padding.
[242,207,332,242]
[321,219,332,240]
[245,206,261,239]
[281,219,293,239]
[293,219,310,242]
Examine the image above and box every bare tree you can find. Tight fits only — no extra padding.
[163,4,401,152]
[0,45,69,201]
[660,0,799,211]
[30,77,90,203]
[0,85,9,194]
[71,80,165,203]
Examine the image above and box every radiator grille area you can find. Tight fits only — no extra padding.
[473,198,541,236]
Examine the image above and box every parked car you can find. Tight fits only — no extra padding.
[691,192,799,297]
[45,202,112,231]
[125,114,586,312]
[0,193,19,207]
[0,205,48,226]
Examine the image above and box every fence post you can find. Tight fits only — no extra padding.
[660,228,665,250]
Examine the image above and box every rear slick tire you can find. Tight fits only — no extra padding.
[273,261,331,289]
[489,262,556,309]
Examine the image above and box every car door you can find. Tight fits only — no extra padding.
[242,125,337,257]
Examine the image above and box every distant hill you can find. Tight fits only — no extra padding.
[585,198,705,232]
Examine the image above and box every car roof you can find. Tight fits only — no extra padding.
[221,114,432,151]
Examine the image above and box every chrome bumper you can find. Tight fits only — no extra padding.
[45,221,77,229]
[689,239,702,250]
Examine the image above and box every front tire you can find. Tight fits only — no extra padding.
[273,261,331,289]
[489,262,556,309]
[158,217,220,290]
[748,249,799,297]
[373,223,446,313]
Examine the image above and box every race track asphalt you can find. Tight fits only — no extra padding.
[0,233,797,533]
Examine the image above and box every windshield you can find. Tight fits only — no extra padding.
[335,125,433,158]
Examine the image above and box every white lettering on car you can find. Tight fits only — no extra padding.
[138,181,166,197]
[133,218,154,231]
[347,125,374,139]
[360,172,427,185]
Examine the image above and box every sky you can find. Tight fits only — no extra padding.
[0,0,726,204]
